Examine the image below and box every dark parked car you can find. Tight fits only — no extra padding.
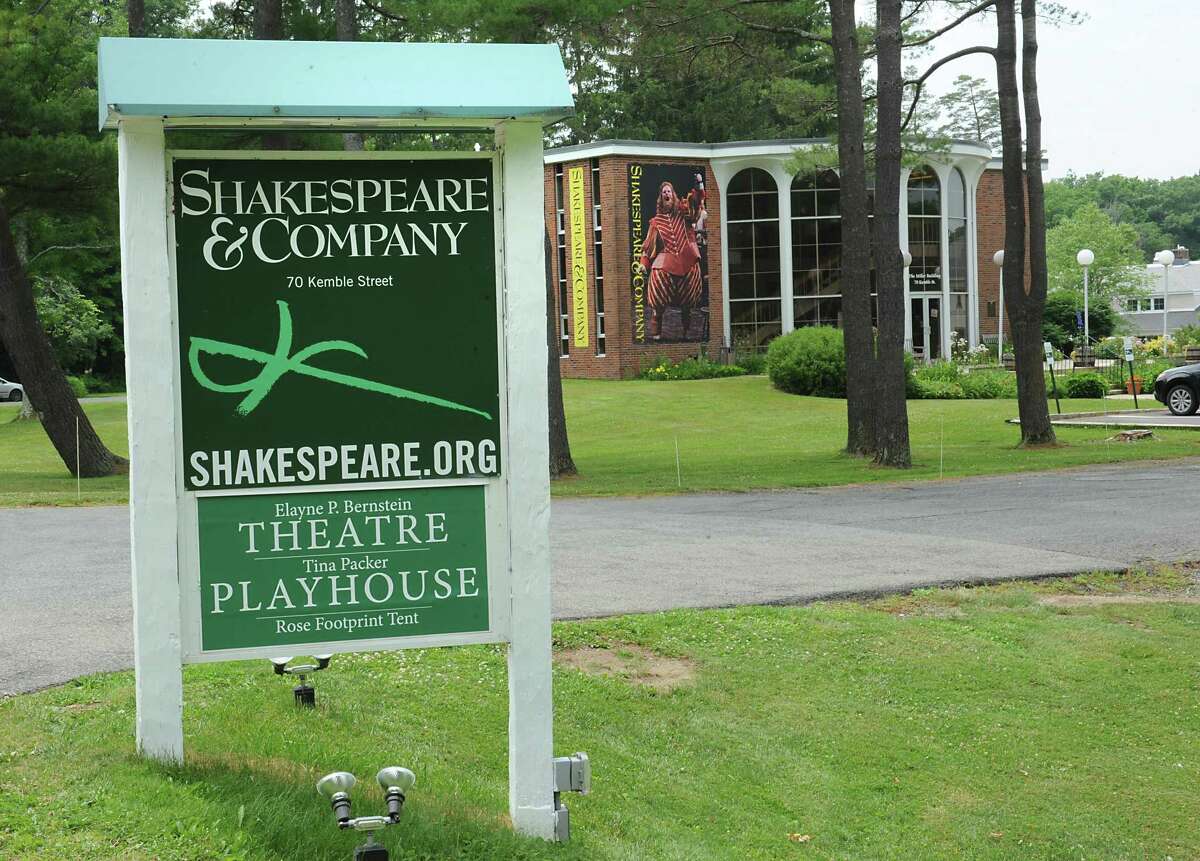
[1154,363,1200,416]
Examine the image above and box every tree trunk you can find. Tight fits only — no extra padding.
[336,0,366,152]
[0,203,125,476]
[871,0,911,467]
[1018,0,1055,444]
[127,0,145,36]
[995,0,1055,445]
[828,0,876,456]
[545,229,576,477]
[253,0,282,39]
[254,0,289,151]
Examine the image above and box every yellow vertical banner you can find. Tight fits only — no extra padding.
[567,166,590,347]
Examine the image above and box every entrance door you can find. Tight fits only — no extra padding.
[910,296,942,362]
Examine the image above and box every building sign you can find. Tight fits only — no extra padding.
[172,157,501,492]
[197,484,488,650]
[567,166,589,347]
[909,270,940,291]
[628,163,711,344]
[171,154,503,657]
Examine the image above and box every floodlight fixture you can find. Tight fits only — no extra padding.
[902,251,912,268]
[268,654,334,706]
[317,766,417,860]
[316,771,357,824]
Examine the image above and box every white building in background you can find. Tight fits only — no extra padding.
[1119,246,1200,336]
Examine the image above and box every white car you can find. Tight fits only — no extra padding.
[0,377,24,402]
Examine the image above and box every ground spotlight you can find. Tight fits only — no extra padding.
[316,766,416,860]
[268,654,333,706]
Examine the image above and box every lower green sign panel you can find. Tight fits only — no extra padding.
[197,485,489,651]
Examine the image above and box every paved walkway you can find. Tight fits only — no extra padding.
[4,458,1200,696]
[1050,409,1200,429]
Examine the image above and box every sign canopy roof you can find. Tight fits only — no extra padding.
[98,37,574,130]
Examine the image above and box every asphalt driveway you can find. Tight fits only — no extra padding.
[3,458,1199,696]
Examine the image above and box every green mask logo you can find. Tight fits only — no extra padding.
[188,300,492,420]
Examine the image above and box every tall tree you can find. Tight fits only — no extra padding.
[871,0,910,466]
[1,207,124,475]
[252,0,281,39]
[827,0,875,456]
[1046,203,1148,302]
[996,0,1054,443]
[933,74,1001,147]
[0,0,126,477]
[545,230,576,477]
[127,0,145,36]
[335,0,365,152]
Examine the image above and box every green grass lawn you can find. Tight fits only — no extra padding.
[0,402,129,507]
[3,378,1200,505]
[3,569,1197,859]
[556,376,1200,496]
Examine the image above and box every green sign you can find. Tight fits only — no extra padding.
[172,156,501,492]
[197,484,489,650]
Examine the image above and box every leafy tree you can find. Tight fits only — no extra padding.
[0,0,128,475]
[1044,172,1200,260]
[932,74,1000,147]
[1046,203,1149,303]
[1041,290,1118,355]
[32,276,115,371]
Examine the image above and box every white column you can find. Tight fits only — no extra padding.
[711,161,735,348]
[965,169,981,349]
[775,166,794,333]
[496,120,557,840]
[937,166,952,359]
[118,117,183,764]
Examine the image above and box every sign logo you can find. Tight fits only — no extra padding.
[189,299,491,420]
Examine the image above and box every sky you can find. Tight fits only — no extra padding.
[921,0,1199,180]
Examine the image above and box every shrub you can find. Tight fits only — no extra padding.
[639,356,747,381]
[767,326,846,397]
[918,360,962,384]
[914,378,965,399]
[1062,372,1108,399]
[1042,290,1117,355]
[735,351,767,375]
[65,375,88,398]
[1094,337,1123,360]
[958,370,1009,399]
[1173,323,1200,349]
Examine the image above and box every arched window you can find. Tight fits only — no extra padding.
[790,170,876,330]
[947,167,969,342]
[726,168,781,347]
[907,166,941,292]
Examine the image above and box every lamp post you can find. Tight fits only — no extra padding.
[993,249,1005,364]
[1155,248,1174,345]
[1076,248,1094,344]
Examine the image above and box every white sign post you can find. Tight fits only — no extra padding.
[102,37,575,841]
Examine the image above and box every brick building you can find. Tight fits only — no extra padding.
[544,139,1015,378]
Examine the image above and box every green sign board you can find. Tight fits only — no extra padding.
[171,155,501,492]
[197,484,489,650]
